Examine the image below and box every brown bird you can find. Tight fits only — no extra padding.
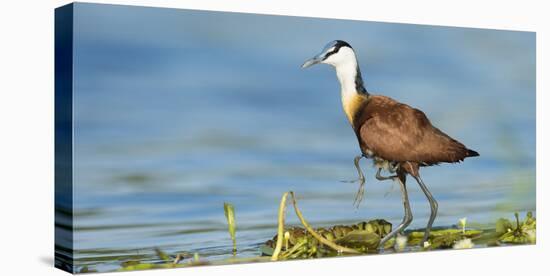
[302,40,479,246]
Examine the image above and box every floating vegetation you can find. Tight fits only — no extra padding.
[407,228,482,249]
[261,192,535,258]
[117,249,270,272]
[496,212,536,244]
[100,191,535,273]
[262,221,390,258]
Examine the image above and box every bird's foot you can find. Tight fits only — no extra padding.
[377,175,398,181]
[375,168,398,181]
[420,234,431,249]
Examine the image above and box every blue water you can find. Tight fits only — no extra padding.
[67,3,535,272]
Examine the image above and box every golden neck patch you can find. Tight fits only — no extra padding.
[342,93,367,125]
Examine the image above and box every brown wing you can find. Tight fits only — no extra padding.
[357,95,475,165]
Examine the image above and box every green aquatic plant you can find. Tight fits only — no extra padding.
[263,222,487,255]
[155,248,171,262]
[407,228,482,249]
[269,192,365,261]
[264,191,398,259]
[497,212,536,244]
[263,220,393,259]
[224,202,237,254]
[288,191,364,254]
[459,217,467,234]
[271,192,290,260]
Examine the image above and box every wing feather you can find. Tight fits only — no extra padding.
[358,96,471,164]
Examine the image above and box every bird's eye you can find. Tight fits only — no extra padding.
[323,47,339,60]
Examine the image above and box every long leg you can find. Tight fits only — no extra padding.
[412,174,438,245]
[341,155,365,184]
[340,155,366,208]
[379,173,413,247]
[353,180,365,208]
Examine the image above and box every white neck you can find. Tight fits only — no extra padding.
[324,47,367,102]
[323,47,369,124]
[335,58,360,103]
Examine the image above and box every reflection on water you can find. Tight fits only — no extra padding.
[66,3,535,272]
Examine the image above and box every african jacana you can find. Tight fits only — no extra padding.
[302,40,479,246]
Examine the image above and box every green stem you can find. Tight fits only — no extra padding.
[289,192,360,254]
[271,192,289,261]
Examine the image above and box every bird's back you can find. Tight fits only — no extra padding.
[353,95,478,165]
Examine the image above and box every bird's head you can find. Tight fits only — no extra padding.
[301,40,356,69]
